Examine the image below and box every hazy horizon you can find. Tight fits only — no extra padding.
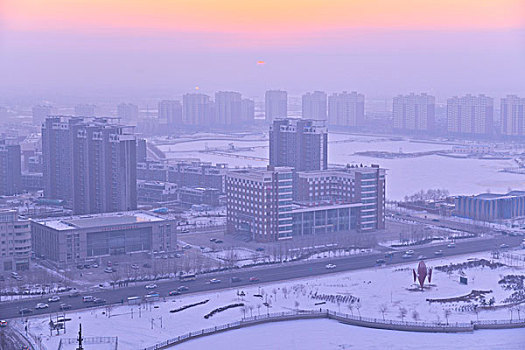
[1,0,525,104]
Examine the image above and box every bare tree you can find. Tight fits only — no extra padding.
[379,304,388,321]
[444,309,451,325]
[356,302,362,317]
[257,304,262,316]
[411,310,419,322]
[272,288,278,301]
[248,305,254,317]
[399,307,407,322]
[294,300,300,311]
[347,303,354,316]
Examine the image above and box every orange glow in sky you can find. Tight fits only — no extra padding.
[4,0,525,36]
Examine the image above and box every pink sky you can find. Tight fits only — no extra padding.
[1,1,524,100]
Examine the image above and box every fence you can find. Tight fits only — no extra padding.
[143,309,525,349]
[57,336,118,350]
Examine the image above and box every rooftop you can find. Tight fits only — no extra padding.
[33,211,166,231]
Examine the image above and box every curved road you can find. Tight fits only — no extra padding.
[0,235,522,320]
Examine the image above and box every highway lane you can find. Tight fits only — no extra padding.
[1,234,522,320]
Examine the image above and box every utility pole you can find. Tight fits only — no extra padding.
[76,324,83,350]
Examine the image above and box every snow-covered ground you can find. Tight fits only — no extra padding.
[19,249,525,350]
[175,319,525,350]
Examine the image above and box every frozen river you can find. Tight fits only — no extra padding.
[156,133,525,200]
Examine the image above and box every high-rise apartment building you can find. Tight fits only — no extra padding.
[327,91,365,127]
[215,91,242,125]
[241,98,255,123]
[447,94,494,135]
[117,103,139,121]
[501,95,525,137]
[265,90,287,122]
[302,91,327,120]
[227,166,294,242]
[32,105,53,126]
[182,93,214,126]
[0,210,31,272]
[269,118,328,171]
[74,104,96,117]
[392,93,435,132]
[158,100,183,129]
[0,139,22,195]
[42,116,137,214]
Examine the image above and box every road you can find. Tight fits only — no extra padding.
[0,234,522,320]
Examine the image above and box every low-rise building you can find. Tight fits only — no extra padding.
[137,180,178,203]
[179,187,220,207]
[455,191,525,221]
[0,210,31,272]
[31,211,177,264]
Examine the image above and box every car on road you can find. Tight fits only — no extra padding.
[145,284,157,289]
[35,303,49,309]
[210,238,216,242]
[177,286,189,292]
[91,263,99,268]
[0,320,7,327]
[48,296,61,303]
[181,229,190,234]
[376,259,386,265]
[60,304,72,310]
[209,278,221,284]
[93,298,106,305]
[417,255,427,260]
[434,250,444,256]
[231,276,242,283]
[215,240,223,244]
[131,264,139,270]
[402,253,412,259]
[76,264,84,270]
[447,243,456,248]
[82,296,94,303]
[255,247,265,252]
[19,308,33,315]
[249,277,260,282]
[325,264,337,269]
[168,290,180,296]
[405,250,415,255]
[500,243,509,249]
[69,291,80,298]
[384,251,395,258]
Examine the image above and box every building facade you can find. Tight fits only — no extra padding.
[447,94,494,136]
[215,91,242,125]
[328,91,365,127]
[393,93,435,132]
[182,93,214,126]
[302,91,327,120]
[42,117,137,214]
[158,100,183,129]
[269,118,328,171]
[31,211,177,264]
[455,191,525,222]
[501,95,525,137]
[117,103,139,121]
[74,104,96,117]
[0,139,22,196]
[265,90,287,122]
[32,105,53,126]
[0,210,31,272]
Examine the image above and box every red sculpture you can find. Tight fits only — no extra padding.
[412,261,432,289]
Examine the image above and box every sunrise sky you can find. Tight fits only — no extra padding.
[1,0,525,101]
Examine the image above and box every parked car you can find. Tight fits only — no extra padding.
[214,240,223,244]
[210,238,217,242]
[35,303,49,309]
[0,320,7,327]
[177,286,189,292]
[131,264,139,270]
[91,264,99,268]
[249,276,260,282]
[48,296,61,303]
[104,267,114,273]
[209,278,221,284]
[145,284,157,289]
[325,264,337,269]
[60,304,72,310]
[255,247,265,252]
[143,263,152,268]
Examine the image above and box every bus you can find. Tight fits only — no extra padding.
[144,293,160,302]
[127,296,141,305]
[179,273,196,282]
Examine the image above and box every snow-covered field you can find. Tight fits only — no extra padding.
[175,319,525,350]
[156,133,525,200]
[19,250,525,350]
